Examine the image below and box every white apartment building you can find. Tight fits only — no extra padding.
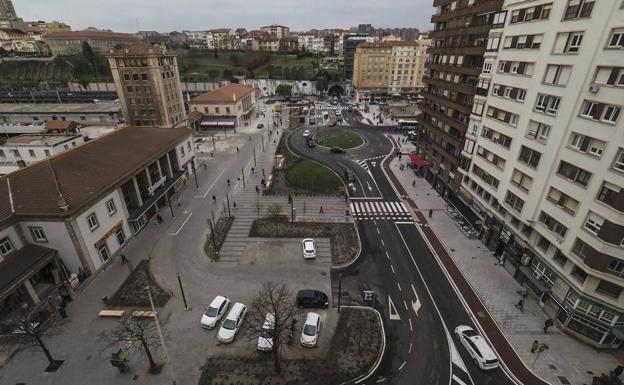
[459,0,624,348]
[0,133,85,174]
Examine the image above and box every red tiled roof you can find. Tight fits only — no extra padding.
[209,28,231,34]
[0,126,191,221]
[190,84,256,104]
[45,31,138,40]
[45,120,79,130]
[187,110,204,123]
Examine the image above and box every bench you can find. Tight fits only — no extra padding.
[132,310,155,318]
[98,310,125,318]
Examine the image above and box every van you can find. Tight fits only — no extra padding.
[296,290,329,309]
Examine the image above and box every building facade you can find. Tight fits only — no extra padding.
[26,20,71,36]
[352,40,430,101]
[189,83,258,130]
[416,0,504,196]
[260,25,290,39]
[209,28,232,50]
[0,133,84,174]
[0,0,25,31]
[44,30,138,55]
[343,33,370,81]
[108,45,186,128]
[458,0,624,348]
[0,102,123,126]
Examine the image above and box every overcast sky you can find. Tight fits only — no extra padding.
[15,0,433,33]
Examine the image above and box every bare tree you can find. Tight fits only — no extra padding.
[0,303,63,370]
[245,281,296,374]
[266,203,283,235]
[102,316,162,374]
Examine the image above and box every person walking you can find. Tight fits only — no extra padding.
[531,340,539,353]
[120,254,128,264]
[428,209,433,219]
[227,179,230,187]
[251,167,255,174]
[236,146,239,153]
[515,297,525,312]
[233,202,237,209]
[255,186,260,194]
[212,195,216,203]
[544,319,554,333]
[156,213,163,224]
[319,206,324,214]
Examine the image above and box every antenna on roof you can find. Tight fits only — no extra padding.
[48,159,69,214]
[6,178,14,214]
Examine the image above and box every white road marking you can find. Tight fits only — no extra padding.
[385,251,390,260]
[452,374,469,385]
[376,227,380,235]
[371,161,377,167]
[403,300,409,311]
[398,361,406,372]
[397,282,402,292]
[381,238,385,247]
[388,295,401,320]
[400,202,408,211]
[410,284,422,317]
[409,342,413,353]
[390,263,395,273]
[367,181,373,192]
[409,318,413,332]
[168,212,193,236]
[195,169,225,198]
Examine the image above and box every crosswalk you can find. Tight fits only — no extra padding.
[349,201,412,221]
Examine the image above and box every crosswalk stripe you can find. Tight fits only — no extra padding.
[400,202,408,212]
[374,202,381,212]
[386,202,396,213]
[364,202,371,213]
[350,203,355,213]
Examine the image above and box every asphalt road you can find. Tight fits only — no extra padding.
[288,103,518,385]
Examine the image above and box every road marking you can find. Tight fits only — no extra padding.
[376,227,380,235]
[168,212,193,236]
[409,342,413,353]
[409,318,413,332]
[411,284,422,317]
[398,361,406,372]
[452,374,469,385]
[385,251,390,260]
[390,264,395,274]
[397,282,402,292]
[367,181,373,192]
[195,169,225,198]
[381,239,385,247]
[371,161,377,167]
[403,300,409,311]
[388,295,401,320]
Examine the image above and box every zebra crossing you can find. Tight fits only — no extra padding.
[349,201,412,221]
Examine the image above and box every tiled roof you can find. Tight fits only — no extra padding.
[187,110,204,123]
[190,83,255,104]
[209,28,231,34]
[0,126,190,221]
[108,44,168,56]
[45,31,138,40]
[45,120,80,131]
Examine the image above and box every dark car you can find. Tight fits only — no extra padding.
[296,290,329,309]
[329,121,337,127]
[330,147,345,154]
[257,123,264,129]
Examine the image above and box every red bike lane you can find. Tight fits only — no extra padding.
[382,148,548,385]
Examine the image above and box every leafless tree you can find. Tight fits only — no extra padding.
[0,303,63,369]
[266,203,283,235]
[102,316,162,374]
[245,281,296,374]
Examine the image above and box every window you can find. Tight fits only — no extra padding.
[584,212,603,234]
[503,34,543,49]
[486,106,519,126]
[571,265,588,283]
[554,251,568,267]
[607,28,624,49]
[0,237,13,255]
[593,67,624,86]
[29,226,47,242]
[568,133,605,157]
[547,187,580,215]
[539,211,568,238]
[563,0,595,20]
[106,199,116,215]
[511,169,533,192]
[614,150,624,172]
[482,61,493,74]
[87,213,99,231]
[471,100,485,115]
[505,191,525,213]
[486,35,501,51]
[123,73,131,81]
[608,259,624,278]
[554,31,584,54]
[527,120,551,142]
[544,65,571,86]
[572,238,590,259]
[597,182,620,207]
[510,3,552,23]
[518,146,542,168]
[580,101,621,123]
[481,127,512,148]
[537,235,551,252]
[498,61,533,76]
[596,280,622,299]
[535,94,561,115]
[558,161,592,186]
[179,145,185,157]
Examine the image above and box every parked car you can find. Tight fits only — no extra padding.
[257,123,264,129]
[300,312,321,347]
[296,290,329,309]
[328,121,337,127]
[200,295,230,329]
[454,325,499,370]
[330,147,345,154]
[217,302,247,343]
[257,313,275,351]
[302,239,316,259]
[303,129,311,137]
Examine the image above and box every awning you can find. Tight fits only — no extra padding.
[409,152,430,168]
[519,266,551,293]
[0,244,57,300]
[218,121,235,126]
[200,121,219,127]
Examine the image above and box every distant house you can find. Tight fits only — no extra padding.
[189,83,259,130]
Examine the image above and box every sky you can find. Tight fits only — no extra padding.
[14,0,434,33]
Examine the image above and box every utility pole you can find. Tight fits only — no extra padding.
[212,135,216,152]
[146,286,176,385]
[177,274,191,311]
[253,147,257,168]
[338,273,343,312]
[191,161,198,189]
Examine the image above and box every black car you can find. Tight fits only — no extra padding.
[296,290,329,309]
[330,147,345,154]
[257,123,264,129]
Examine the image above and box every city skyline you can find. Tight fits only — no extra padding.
[15,0,433,33]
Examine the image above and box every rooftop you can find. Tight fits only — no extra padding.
[4,133,82,147]
[190,83,256,104]
[108,44,170,57]
[358,40,420,48]
[45,31,138,41]
[0,102,121,114]
[0,126,191,222]
[209,28,231,34]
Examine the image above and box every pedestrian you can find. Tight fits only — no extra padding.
[236,146,239,153]
[319,206,324,214]
[515,298,525,312]
[233,202,237,209]
[156,213,163,224]
[262,168,265,176]
[288,194,293,204]
[531,340,539,353]
[261,178,265,186]
[227,179,230,187]
[256,186,260,194]
[428,209,433,219]
[412,180,416,187]
[120,254,128,264]
[58,305,67,319]
[251,167,255,174]
[212,195,216,203]
[544,319,554,333]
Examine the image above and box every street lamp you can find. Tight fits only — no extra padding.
[146,285,176,385]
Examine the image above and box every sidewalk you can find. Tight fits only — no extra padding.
[387,134,620,385]
[358,104,396,126]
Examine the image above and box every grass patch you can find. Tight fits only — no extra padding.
[204,216,235,261]
[285,158,343,195]
[318,130,364,149]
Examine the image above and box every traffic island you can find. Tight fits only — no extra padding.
[204,216,235,261]
[317,129,364,149]
[106,260,171,308]
[249,218,358,265]
[197,308,383,385]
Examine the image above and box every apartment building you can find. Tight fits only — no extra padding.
[0,126,195,313]
[260,25,290,39]
[458,0,624,348]
[189,83,258,131]
[209,28,232,50]
[0,133,84,174]
[44,30,138,55]
[107,45,186,128]
[343,33,370,81]
[416,0,504,197]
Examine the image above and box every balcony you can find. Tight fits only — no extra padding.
[418,119,465,153]
[128,170,186,222]
[421,90,473,115]
[430,24,491,39]
[431,0,503,23]
[423,76,476,95]
[428,45,485,56]
[427,62,481,77]
[419,104,467,140]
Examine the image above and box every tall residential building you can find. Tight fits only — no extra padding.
[459,0,624,348]
[107,45,186,128]
[415,0,504,197]
[260,25,290,39]
[351,39,430,101]
[342,33,369,81]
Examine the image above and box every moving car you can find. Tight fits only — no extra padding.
[296,290,329,309]
[200,295,230,329]
[302,238,316,259]
[217,302,247,343]
[330,147,345,154]
[257,123,264,129]
[300,312,321,347]
[303,129,311,137]
[257,313,275,351]
[454,325,499,370]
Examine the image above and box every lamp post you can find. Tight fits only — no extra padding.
[241,167,246,190]
[337,273,343,313]
[146,286,176,385]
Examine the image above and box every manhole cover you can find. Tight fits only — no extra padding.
[476,311,485,318]
[558,376,571,385]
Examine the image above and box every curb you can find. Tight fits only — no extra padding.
[339,306,386,385]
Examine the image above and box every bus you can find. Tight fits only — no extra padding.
[397,119,419,130]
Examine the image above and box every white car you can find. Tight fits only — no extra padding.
[303,129,311,137]
[300,312,321,347]
[454,325,499,370]
[217,302,247,343]
[302,238,316,259]
[201,295,230,329]
[257,313,275,351]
